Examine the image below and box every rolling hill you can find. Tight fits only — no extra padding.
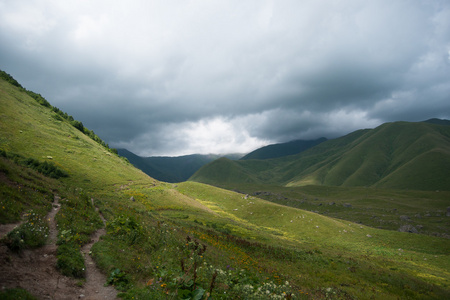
[240,137,327,160]
[1,70,450,299]
[117,148,242,182]
[190,121,450,191]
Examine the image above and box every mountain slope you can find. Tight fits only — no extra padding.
[240,137,327,160]
[117,149,242,182]
[2,72,450,299]
[191,121,450,191]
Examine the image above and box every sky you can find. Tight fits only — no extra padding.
[1,0,449,156]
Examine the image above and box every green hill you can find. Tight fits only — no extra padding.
[191,121,450,191]
[240,137,327,160]
[1,71,450,299]
[117,149,242,182]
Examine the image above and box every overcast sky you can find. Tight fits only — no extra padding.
[1,0,449,156]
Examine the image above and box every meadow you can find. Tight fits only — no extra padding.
[1,74,449,299]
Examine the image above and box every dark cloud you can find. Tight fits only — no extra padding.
[1,0,449,156]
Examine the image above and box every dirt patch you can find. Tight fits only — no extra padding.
[0,195,119,299]
[0,221,22,240]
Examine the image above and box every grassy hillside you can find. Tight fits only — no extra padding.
[191,122,450,191]
[1,73,450,299]
[240,138,327,160]
[118,149,242,183]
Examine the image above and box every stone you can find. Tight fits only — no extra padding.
[399,215,410,221]
[398,225,418,233]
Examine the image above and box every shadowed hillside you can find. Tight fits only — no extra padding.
[117,149,242,182]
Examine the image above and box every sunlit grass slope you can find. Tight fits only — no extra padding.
[1,74,450,299]
[0,77,153,193]
[191,122,450,191]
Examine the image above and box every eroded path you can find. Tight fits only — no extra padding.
[0,195,118,299]
[78,199,118,300]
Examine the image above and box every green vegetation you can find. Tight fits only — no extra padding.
[240,137,326,160]
[1,71,449,299]
[0,288,38,300]
[55,189,104,278]
[1,149,68,179]
[4,209,50,252]
[191,122,450,191]
[118,149,241,183]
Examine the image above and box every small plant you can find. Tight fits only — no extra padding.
[107,268,131,291]
[56,243,85,278]
[0,288,38,300]
[106,214,144,245]
[4,210,49,252]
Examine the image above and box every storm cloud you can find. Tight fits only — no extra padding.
[1,0,449,156]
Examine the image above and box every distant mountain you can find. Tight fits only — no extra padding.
[190,121,450,191]
[423,118,450,126]
[117,149,242,182]
[240,137,327,160]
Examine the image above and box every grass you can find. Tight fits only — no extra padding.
[1,74,450,298]
[0,288,38,300]
[191,122,450,191]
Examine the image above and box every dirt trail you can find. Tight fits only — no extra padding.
[78,199,118,300]
[0,195,118,300]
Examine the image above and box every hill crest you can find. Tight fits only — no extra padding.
[191,121,450,191]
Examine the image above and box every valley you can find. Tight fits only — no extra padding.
[0,71,449,299]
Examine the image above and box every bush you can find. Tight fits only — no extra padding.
[22,158,69,179]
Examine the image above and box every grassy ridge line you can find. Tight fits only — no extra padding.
[190,121,450,191]
[0,78,152,192]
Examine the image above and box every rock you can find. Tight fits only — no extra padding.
[447,207,450,217]
[343,203,352,208]
[366,234,372,238]
[399,215,410,221]
[398,225,418,233]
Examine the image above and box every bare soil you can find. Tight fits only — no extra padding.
[0,195,118,300]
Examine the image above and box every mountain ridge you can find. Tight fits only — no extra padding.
[117,149,242,182]
[240,137,327,160]
[190,120,450,191]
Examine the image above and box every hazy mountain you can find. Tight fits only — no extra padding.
[423,118,450,126]
[117,149,242,182]
[240,137,327,160]
[191,120,450,191]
